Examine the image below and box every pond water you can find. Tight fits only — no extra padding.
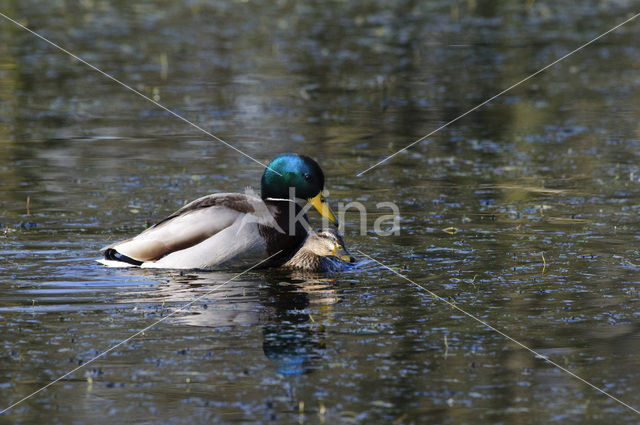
[2,1,640,423]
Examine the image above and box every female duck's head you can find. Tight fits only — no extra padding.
[300,229,353,262]
[261,153,337,225]
[283,228,355,272]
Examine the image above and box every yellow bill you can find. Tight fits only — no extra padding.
[308,192,338,225]
[330,243,353,262]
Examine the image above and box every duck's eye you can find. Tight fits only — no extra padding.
[303,173,312,182]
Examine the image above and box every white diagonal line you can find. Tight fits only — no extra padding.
[0,11,280,175]
[356,11,640,176]
[0,250,282,415]
[356,249,640,415]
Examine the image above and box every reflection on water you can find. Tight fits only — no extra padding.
[119,270,343,376]
[2,0,640,424]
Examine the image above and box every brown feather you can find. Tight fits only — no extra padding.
[258,200,309,267]
[151,193,256,229]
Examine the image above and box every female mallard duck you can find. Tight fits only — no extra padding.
[98,153,338,270]
[282,228,354,272]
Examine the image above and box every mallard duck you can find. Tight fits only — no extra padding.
[282,228,354,272]
[98,153,338,270]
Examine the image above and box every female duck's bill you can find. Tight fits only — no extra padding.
[282,228,355,272]
[98,153,340,270]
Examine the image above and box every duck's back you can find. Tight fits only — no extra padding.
[100,193,308,270]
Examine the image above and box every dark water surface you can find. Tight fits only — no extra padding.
[2,1,640,423]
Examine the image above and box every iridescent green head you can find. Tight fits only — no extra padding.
[261,153,337,225]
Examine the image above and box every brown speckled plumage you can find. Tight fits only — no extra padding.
[282,229,353,272]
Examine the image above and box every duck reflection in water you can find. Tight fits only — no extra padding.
[185,275,339,375]
[122,245,355,375]
[260,276,336,376]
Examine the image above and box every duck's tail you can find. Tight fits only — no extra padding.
[97,248,144,267]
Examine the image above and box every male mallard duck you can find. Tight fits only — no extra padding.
[282,228,354,272]
[98,153,338,270]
